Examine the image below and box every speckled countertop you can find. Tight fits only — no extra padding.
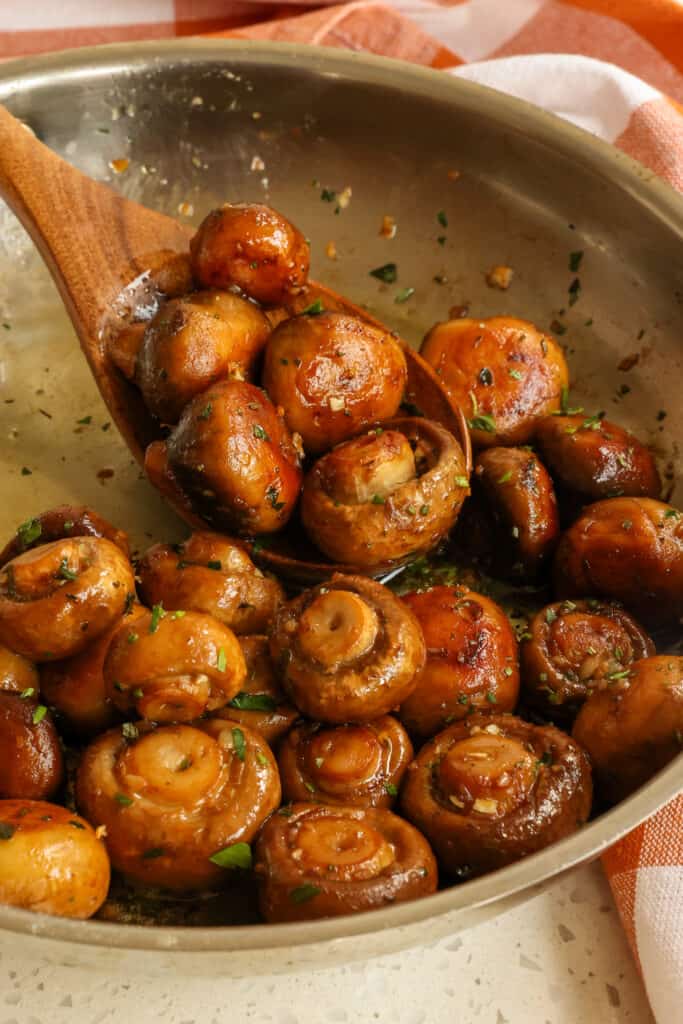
[0,861,653,1024]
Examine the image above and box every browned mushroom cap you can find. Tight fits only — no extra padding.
[535,414,661,503]
[209,635,299,744]
[190,203,309,305]
[0,505,130,567]
[0,537,136,662]
[76,721,280,890]
[301,418,469,569]
[166,378,303,536]
[0,693,63,800]
[553,498,683,627]
[0,644,39,695]
[262,312,407,455]
[104,607,245,723]
[398,586,519,742]
[135,290,271,423]
[137,532,284,635]
[254,802,436,922]
[278,716,413,808]
[458,446,560,581]
[269,574,426,724]
[0,800,110,918]
[39,606,146,737]
[401,714,592,878]
[420,317,568,448]
[573,655,683,804]
[521,599,655,722]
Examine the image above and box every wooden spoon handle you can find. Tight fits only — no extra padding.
[0,104,189,346]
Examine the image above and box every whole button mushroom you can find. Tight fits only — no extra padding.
[190,203,310,305]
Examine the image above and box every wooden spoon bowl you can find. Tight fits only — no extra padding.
[0,103,470,583]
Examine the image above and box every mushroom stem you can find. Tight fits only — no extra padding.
[438,734,536,815]
[298,590,379,668]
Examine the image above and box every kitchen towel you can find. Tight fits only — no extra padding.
[1,3,682,1021]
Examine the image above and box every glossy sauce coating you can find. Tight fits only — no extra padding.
[573,656,683,804]
[458,447,560,581]
[262,312,407,454]
[76,722,280,889]
[254,802,437,922]
[0,644,39,695]
[420,317,568,447]
[521,599,655,721]
[269,574,426,724]
[398,586,519,741]
[553,498,683,626]
[401,714,592,877]
[0,537,135,661]
[0,800,110,918]
[0,505,130,567]
[39,608,145,737]
[0,693,63,800]
[209,635,299,744]
[301,418,469,569]
[104,608,245,723]
[190,203,309,305]
[278,716,413,808]
[535,414,661,503]
[137,532,284,635]
[166,378,302,535]
[136,290,271,423]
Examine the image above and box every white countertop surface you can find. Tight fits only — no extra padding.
[0,861,654,1024]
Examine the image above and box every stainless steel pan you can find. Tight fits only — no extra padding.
[0,40,680,974]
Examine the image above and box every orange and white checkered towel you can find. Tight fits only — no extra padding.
[2,3,682,1019]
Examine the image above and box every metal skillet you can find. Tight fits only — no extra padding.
[0,40,680,973]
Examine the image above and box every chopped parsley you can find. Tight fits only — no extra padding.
[232,727,246,762]
[384,782,398,797]
[301,298,324,315]
[17,518,41,550]
[198,403,212,420]
[369,263,397,284]
[32,705,48,725]
[115,793,133,807]
[252,424,270,441]
[228,692,277,711]
[395,286,415,304]
[57,558,78,581]
[569,251,583,273]
[290,884,321,904]
[467,413,496,433]
[0,823,15,840]
[209,842,252,870]
[437,210,448,228]
[149,603,166,632]
[216,647,227,672]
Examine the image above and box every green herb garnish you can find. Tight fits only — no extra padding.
[149,603,166,633]
[232,727,246,762]
[17,518,41,550]
[301,298,324,315]
[209,842,252,870]
[369,263,397,284]
[290,884,321,904]
[229,692,277,711]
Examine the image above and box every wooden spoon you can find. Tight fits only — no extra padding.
[0,103,471,581]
